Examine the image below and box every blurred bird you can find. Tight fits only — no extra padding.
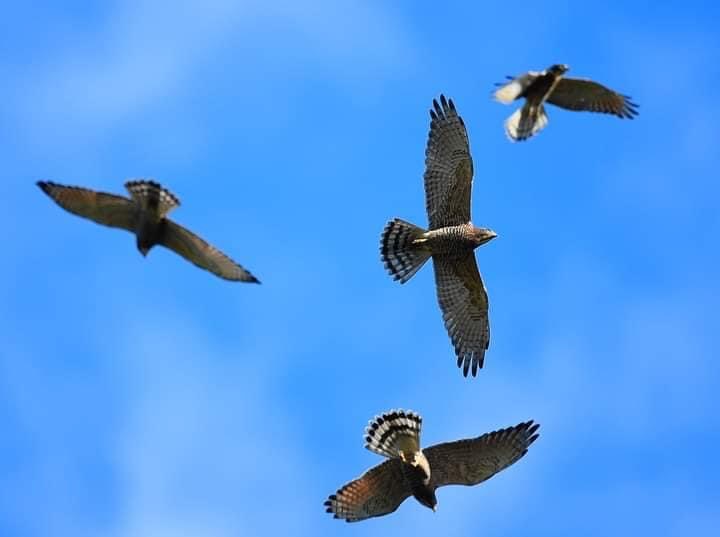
[37,179,260,283]
[494,63,639,141]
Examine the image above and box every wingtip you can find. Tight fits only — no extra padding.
[523,421,541,445]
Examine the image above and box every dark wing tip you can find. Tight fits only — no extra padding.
[620,96,640,118]
[457,351,484,377]
[247,274,261,284]
[431,98,442,119]
[125,178,162,189]
[37,180,64,191]
[525,420,540,435]
[522,421,541,447]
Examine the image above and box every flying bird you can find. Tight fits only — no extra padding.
[324,409,539,522]
[493,63,639,141]
[380,95,496,377]
[37,179,260,283]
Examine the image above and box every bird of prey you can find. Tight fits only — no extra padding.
[380,95,496,377]
[325,409,539,522]
[37,179,260,283]
[493,63,639,141]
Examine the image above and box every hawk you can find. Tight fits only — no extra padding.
[324,409,540,522]
[380,95,496,377]
[37,179,260,283]
[493,63,639,141]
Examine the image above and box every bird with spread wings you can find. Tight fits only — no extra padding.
[37,179,260,283]
[380,95,496,377]
[325,409,539,522]
[494,63,639,141]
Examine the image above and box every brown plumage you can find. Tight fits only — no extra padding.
[494,63,639,141]
[325,409,540,522]
[37,179,260,283]
[380,95,496,377]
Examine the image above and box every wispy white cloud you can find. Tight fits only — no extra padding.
[108,318,314,537]
[14,0,416,148]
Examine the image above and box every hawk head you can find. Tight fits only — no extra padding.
[413,486,438,512]
[548,64,569,76]
[471,227,497,247]
[136,238,153,257]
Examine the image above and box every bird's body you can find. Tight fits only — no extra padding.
[124,179,180,256]
[494,63,639,141]
[37,179,260,283]
[418,224,486,255]
[134,215,164,254]
[325,409,540,522]
[520,68,565,103]
[380,95,496,377]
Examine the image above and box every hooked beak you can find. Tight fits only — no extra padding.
[480,230,498,246]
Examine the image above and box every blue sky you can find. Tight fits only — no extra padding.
[2,1,719,535]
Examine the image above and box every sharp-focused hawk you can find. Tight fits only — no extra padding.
[494,63,639,141]
[325,409,540,522]
[37,180,260,283]
[380,95,496,377]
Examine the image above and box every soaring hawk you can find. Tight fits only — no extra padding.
[494,63,639,141]
[380,95,496,377]
[325,409,540,522]
[37,179,260,282]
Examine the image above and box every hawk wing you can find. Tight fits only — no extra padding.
[425,421,539,489]
[324,459,412,522]
[160,220,260,283]
[423,95,474,230]
[432,253,490,377]
[37,181,136,231]
[493,71,541,103]
[547,78,639,118]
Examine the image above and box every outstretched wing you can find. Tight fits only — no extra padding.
[160,220,260,283]
[547,78,639,118]
[425,421,539,489]
[432,253,490,377]
[493,71,541,103]
[324,459,412,522]
[424,95,474,230]
[37,181,136,231]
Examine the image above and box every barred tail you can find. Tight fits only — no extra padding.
[364,409,423,460]
[505,103,548,142]
[380,218,431,283]
[125,179,180,217]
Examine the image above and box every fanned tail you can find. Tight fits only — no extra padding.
[364,409,423,460]
[380,218,431,283]
[125,179,180,217]
[504,103,548,142]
